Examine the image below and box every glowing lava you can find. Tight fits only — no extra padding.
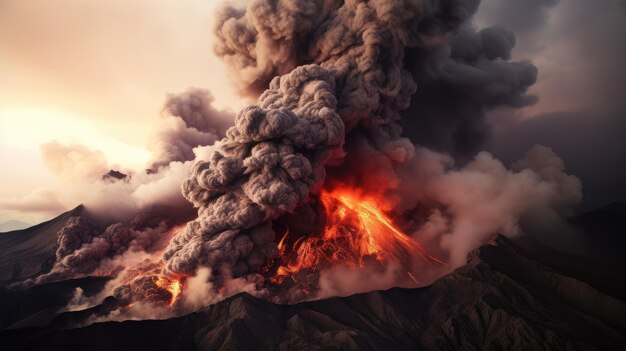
[272,187,443,284]
[155,275,183,307]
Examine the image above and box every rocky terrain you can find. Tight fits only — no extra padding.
[1,232,625,350]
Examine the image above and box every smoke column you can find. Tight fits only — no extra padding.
[162,0,484,280]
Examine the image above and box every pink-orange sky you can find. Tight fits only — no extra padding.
[0,0,250,223]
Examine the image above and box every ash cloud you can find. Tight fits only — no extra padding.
[400,24,538,160]
[163,0,481,281]
[149,88,234,169]
[163,64,343,278]
[213,0,479,100]
[475,0,559,54]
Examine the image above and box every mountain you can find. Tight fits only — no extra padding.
[0,220,32,233]
[1,236,624,350]
[0,205,84,285]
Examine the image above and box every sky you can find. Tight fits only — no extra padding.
[477,0,626,211]
[1,0,625,224]
[0,0,248,223]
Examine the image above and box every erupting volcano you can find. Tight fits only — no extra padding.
[123,186,445,306]
[21,0,583,310]
[3,1,624,349]
[271,187,443,285]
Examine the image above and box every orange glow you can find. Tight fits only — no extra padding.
[272,187,443,284]
[155,275,183,307]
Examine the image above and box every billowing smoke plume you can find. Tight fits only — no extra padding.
[400,24,538,160]
[162,0,484,280]
[15,206,185,288]
[160,0,582,300]
[163,64,344,278]
[150,88,233,169]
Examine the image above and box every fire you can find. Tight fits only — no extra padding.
[272,187,443,284]
[121,263,184,307]
[155,275,183,307]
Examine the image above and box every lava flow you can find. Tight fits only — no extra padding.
[272,187,443,284]
[118,265,185,308]
[155,275,183,307]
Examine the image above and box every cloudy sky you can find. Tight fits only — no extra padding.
[0,0,248,223]
[1,0,624,224]
[477,0,626,211]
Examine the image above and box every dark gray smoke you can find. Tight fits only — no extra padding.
[400,24,538,160]
[14,204,194,289]
[150,88,233,169]
[163,64,343,278]
[162,0,482,280]
[476,0,559,54]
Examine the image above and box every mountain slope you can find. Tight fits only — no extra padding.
[0,220,32,232]
[2,236,624,350]
[0,205,84,285]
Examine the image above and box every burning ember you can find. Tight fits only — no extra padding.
[271,187,443,284]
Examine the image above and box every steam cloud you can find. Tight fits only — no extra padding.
[12,93,230,287]
[150,88,233,169]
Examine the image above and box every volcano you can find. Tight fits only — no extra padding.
[2,0,625,349]
[1,208,625,350]
[0,205,86,286]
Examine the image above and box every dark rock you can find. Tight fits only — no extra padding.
[2,236,624,350]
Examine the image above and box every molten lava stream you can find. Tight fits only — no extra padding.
[155,275,183,307]
[272,187,444,284]
[123,266,185,307]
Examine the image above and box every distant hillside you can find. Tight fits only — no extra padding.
[0,205,85,285]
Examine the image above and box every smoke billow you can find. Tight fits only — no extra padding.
[162,0,482,282]
[476,0,559,54]
[159,0,582,302]
[15,207,185,289]
[163,64,343,278]
[403,145,581,265]
[40,141,110,181]
[400,24,538,160]
[150,88,233,169]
